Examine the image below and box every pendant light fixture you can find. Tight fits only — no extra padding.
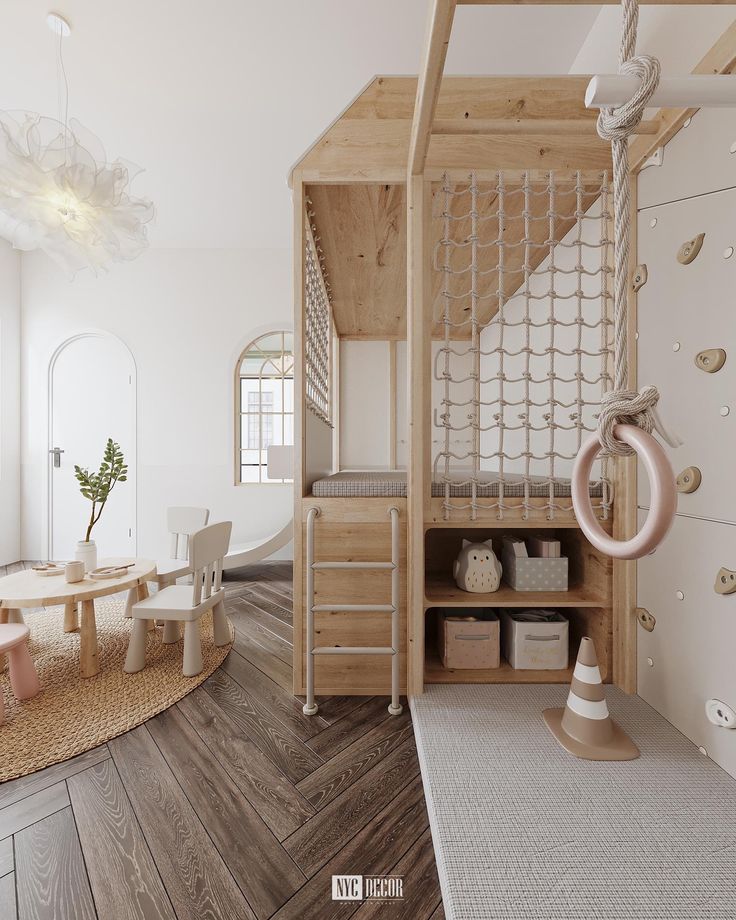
[0,12,154,277]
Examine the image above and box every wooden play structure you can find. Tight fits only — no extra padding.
[289,1,736,710]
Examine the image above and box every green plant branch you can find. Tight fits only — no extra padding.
[75,438,128,543]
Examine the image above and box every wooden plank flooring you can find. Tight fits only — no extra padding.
[0,561,442,919]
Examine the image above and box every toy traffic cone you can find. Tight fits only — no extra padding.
[543,637,639,761]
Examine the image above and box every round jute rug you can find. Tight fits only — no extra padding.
[0,599,233,782]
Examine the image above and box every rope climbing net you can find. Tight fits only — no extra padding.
[433,170,614,520]
[304,206,332,425]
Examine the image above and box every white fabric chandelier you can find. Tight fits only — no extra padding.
[0,14,154,277]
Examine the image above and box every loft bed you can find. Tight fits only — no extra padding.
[290,3,735,709]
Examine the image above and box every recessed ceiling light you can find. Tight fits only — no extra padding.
[46,12,71,37]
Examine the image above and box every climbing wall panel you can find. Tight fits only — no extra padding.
[638,512,736,779]
[637,187,736,522]
[636,110,736,782]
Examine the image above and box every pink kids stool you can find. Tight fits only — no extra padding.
[0,623,40,723]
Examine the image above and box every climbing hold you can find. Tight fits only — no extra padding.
[721,406,731,417]
[677,233,705,265]
[632,264,648,292]
[676,466,702,494]
[649,217,657,229]
[695,348,726,373]
[636,608,656,632]
[714,568,736,595]
[724,246,734,260]
[672,342,681,352]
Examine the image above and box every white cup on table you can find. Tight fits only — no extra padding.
[65,561,85,583]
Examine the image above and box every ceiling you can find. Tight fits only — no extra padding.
[0,1,602,251]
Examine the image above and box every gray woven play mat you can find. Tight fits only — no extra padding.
[411,685,736,920]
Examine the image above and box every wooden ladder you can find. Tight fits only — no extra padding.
[303,506,403,717]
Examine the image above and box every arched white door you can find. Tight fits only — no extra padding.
[49,333,136,560]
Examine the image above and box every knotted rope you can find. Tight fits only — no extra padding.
[595,0,662,456]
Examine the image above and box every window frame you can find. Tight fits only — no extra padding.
[234,329,294,486]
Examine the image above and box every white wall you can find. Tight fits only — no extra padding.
[339,340,392,469]
[0,241,21,565]
[20,248,294,562]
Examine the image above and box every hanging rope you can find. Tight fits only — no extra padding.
[595,0,662,456]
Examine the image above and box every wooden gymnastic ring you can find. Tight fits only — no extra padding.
[572,424,676,560]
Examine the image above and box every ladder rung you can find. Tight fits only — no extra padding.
[312,646,396,656]
[312,604,395,613]
[311,561,394,570]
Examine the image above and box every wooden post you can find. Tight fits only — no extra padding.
[389,340,397,469]
[407,176,433,696]
[408,0,457,177]
[612,174,639,694]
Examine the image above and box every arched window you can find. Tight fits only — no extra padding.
[236,330,294,483]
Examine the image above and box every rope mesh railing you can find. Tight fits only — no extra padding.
[304,206,332,425]
[433,170,614,520]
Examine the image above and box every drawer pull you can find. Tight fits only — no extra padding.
[456,634,490,641]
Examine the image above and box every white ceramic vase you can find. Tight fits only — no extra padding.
[75,540,98,573]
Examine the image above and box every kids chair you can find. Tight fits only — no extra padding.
[124,521,232,677]
[0,623,40,724]
[152,506,211,590]
[124,506,210,619]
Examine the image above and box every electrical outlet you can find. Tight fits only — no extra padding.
[706,699,736,729]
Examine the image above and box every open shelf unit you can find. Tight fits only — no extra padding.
[423,524,613,685]
[424,647,574,685]
[425,574,606,609]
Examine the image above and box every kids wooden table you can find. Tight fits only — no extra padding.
[0,559,156,678]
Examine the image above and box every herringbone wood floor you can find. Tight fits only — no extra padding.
[0,561,443,920]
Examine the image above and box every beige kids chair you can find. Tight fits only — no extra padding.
[124,506,210,619]
[153,505,211,589]
[124,521,232,677]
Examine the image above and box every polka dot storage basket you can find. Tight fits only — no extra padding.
[500,538,568,592]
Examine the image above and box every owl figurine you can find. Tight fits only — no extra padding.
[453,539,503,593]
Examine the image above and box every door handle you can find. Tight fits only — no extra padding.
[49,447,65,468]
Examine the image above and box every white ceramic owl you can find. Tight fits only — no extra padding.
[453,539,503,593]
